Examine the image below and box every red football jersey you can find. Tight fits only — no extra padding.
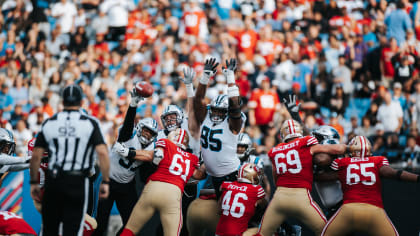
[268,136,318,190]
[331,156,389,208]
[0,211,36,235]
[148,139,199,192]
[216,181,265,236]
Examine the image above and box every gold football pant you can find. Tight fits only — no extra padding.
[258,187,326,236]
[186,198,219,236]
[321,203,399,236]
[125,181,182,236]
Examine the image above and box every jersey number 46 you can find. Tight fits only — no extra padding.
[221,190,248,218]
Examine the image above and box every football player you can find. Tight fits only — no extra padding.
[0,128,32,182]
[216,163,266,236]
[94,90,156,236]
[312,126,343,218]
[192,58,244,199]
[256,120,349,236]
[28,138,98,236]
[120,128,206,236]
[321,136,420,236]
[0,211,36,235]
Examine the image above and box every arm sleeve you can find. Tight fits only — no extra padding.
[0,154,27,165]
[117,106,137,142]
[256,185,266,199]
[7,163,30,171]
[90,119,106,146]
[330,158,340,171]
[306,136,319,147]
[34,131,48,149]
[378,156,390,168]
[155,139,166,148]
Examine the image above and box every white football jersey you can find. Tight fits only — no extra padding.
[200,115,240,177]
[156,118,200,156]
[109,134,154,184]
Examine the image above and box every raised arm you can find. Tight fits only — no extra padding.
[193,58,218,125]
[181,66,200,139]
[117,90,143,143]
[223,58,243,134]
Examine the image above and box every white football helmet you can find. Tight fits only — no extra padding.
[208,94,229,124]
[0,128,15,155]
[237,133,253,160]
[136,118,158,146]
[161,105,184,132]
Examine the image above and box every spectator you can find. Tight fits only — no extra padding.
[403,135,420,168]
[392,82,407,110]
[13,119,32,156]
[100,0,134,41]
[51,0,77,42]
[0,84,14,119]
[293,55,312,98]
[248,77,281,135]
[332,55,353,97]
[273,53,294,98]
[411,81,420,132]
[329,85,347,116]
[393,55,414,85]
[355,116,376,138]
[377,91,404,134]
[380,37,399,87]
[385,1,412,46]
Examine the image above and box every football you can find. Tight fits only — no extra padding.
[135,81,154,97]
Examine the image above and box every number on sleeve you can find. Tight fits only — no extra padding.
[221,190,248,218]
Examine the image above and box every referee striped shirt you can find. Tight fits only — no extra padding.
[34,109,105,174]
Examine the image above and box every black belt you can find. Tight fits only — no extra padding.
[47,169,90,178]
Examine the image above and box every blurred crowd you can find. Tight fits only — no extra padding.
[0,0,420,170]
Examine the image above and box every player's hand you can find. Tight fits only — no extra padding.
[203,58,218,78]
[99,182,109,199]
[181,66,196,85]
[222,58,237,73]
[113,142,129,157]
[129,88,144,107]
[282,94,301,113]
[30,184,42,202]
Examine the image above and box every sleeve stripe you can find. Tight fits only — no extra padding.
[331,166,338,171]
[257,193,266,197]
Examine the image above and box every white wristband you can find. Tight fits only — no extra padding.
[227,86,240,98]
[186,83,195,98]
[225,70,235,84]
[200,73,210,85]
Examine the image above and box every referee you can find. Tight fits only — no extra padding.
[29,84,110,236]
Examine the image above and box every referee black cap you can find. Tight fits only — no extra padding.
[62,84,83,107]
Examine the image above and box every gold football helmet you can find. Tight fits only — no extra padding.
[168,128,189,150]
[238,163,260,185]
[280,119,303,142]
[349,136,372,158]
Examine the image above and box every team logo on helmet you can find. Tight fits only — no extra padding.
[237,133,253,160]
[208,95,229,124]
[0,128,15,155]
[349,136,372,158]
[312,125,340,144]
[238,163,260,185]
[161,105,184,132]
[136,118,158,146]
[280,119,303,142]
[168,128,189,150]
